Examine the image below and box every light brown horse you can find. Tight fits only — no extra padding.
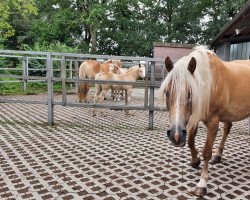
[78,59,123,103]
[93,64,145,116]
[109,64,129,101]
[158,47,250,197]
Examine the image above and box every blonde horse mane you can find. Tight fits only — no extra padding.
[158,46,214,127]
[126,64,141,72]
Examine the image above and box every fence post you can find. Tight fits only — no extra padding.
[144,61,149,108]
[74,60,79,91]
[69,60,73,89]
[148,61,155,130]
[46,53,54,125]
[22,57,28,91]
[61,55,67,106]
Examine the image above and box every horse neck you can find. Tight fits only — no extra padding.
[100,63,110,72]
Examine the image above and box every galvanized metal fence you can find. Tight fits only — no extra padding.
[1,50,249,133]
[0,50,168,129]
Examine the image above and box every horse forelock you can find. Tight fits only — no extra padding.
[163,48,213,127]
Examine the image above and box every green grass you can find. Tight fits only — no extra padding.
[0,81,68,95]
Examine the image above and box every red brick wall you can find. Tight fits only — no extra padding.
[153,43,196,81]
[153,43,195,61]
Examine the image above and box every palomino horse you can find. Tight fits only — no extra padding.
[158,47,250,197]
[109,64,128,101]
[78,59,123,103]
[93,64,145,116]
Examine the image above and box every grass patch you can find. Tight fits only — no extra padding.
[0,81,70,95]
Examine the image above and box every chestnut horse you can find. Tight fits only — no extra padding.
[158,47,250,197]
[78,59,123,103]
[93,64,145,116]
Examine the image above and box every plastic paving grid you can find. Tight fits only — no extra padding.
[0,90,249,200]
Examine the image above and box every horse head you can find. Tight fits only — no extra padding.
[164,56,197,147]
[138,64,146,78]
[109,64,128,74]
[109,64,119,73]
[106,59,123,68]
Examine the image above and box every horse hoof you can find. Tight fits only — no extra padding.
[188,186,207,197]
[191,158,201,169]
[211,155,221,164]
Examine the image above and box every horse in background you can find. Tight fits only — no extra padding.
[93,64,145,116]
[158,47,250,197]
[78,59,123,103]
[109,64,129,101]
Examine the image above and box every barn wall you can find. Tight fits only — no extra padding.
[153,42,195,61]
[216,41,250,61]
[153,43,195,81]
[230,42,250,60]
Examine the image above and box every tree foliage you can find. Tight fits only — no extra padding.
[0,0,37,38]
[0,0,248,56]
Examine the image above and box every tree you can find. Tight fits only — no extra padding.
[0,0,37,38]
[200,0,249,44]
[1,0,249,56]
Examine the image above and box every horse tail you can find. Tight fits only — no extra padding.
[78,63,90,103]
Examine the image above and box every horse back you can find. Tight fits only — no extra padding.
[211,57,250,121]
[222,60,250,95]
[79,60,102,78]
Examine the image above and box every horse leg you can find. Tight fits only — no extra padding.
[124,90,129,116]
[118,90,123,101]
[121,90,124,100]
[190,117,219,197]
[93,95,98,117]
[113,90,118,102]
[99,90,108,116]
[93,84,101,116]
[79,82,90,103]
[84,83,90,103]
[212,122,232,164]
[111,88,114,99]
[188,125,200,168]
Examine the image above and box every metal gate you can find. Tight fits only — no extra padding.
[0,50,167,129]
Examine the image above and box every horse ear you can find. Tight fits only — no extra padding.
[114,64,119,70]
[165,56,173,72]
[188,57,196,74]
[106,59,112,64]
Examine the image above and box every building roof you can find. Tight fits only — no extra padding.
[211,1,250,48]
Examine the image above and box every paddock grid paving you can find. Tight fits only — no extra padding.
[0,89,249,200]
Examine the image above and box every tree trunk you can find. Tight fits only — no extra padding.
[90,24,97,54]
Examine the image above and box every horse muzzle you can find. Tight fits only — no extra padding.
[166,126,187,147]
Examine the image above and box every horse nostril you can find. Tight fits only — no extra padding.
[183,129,187,134]
[167,129,171,137]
